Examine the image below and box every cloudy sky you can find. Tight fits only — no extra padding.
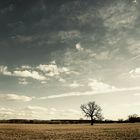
[0,0,140,120]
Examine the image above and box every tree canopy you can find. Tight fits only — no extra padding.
[80,101,103,125]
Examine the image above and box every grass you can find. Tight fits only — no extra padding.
[0,123,139,140]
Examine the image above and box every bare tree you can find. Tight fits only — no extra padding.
[80,101,103,125]
[128,114,140,123]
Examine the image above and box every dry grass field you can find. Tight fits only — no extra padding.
[0,123,139,140]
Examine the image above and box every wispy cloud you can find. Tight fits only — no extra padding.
[18,78,29,85]
[88,79,116,91]
[0,106,81,120]
[0,65,46,81]
[129,68,140,78]
[68,81,84,88]
[134,93,140,96]
[0,94,32,102]
[13,70,46,81]
[127,39,140,55]
[25,106,48,111]
[122,102,140,107]
[0,107,38,119]
[0,62,71,83]
[0,66,12,76]
[58,30,81,42]
[99,1,137,30]
[39,79,140,99]
[75,43,84,51]
[37,62,70,77]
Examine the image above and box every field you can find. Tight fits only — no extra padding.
[0,123,139,140]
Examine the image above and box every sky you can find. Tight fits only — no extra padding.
[0,0,140,120]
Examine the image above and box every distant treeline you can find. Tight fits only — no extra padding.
[0,114,139,124]
[0,119,91,124]
[0,117,140,124]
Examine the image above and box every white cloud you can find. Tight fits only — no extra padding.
[100,1,137,29]
[75,43,84,51]
[13,70,46,81]
[37,64,59,76]
[59,67,70,73]
[0,107,38,119]
[40,79,116,99]
[47,108,81,119]
[0,65,47,81]
[88,79,116,92]
[133,0,137,4]
[129,68,140,78]
[0,65,12,76]
[50,60,56,64]
[37,64,70,76]
[133,93,140,96]
[0,64,72,83]
[12,70,46,81]
[58,30,80,41]
[18,78,29,85]
[69,81,84,88]
[38,96,48,100]
[21,65,32,69]
[95,51,110,60]
[0,107,15,118]
[41,81,47,84]
[127,39,140,55]
[0,106,81,120]
[25,106,48,111]
[55,109,81,119]
[123,102,140,107]
[16,35,34,43]
[58,78,66,83]
[0,94,32,102]
[47,92,83,98]
[0,105,49,119]
[16,106,48,119]
[39,79,140,99]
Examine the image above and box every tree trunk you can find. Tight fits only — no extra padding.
[91,118,94,125]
